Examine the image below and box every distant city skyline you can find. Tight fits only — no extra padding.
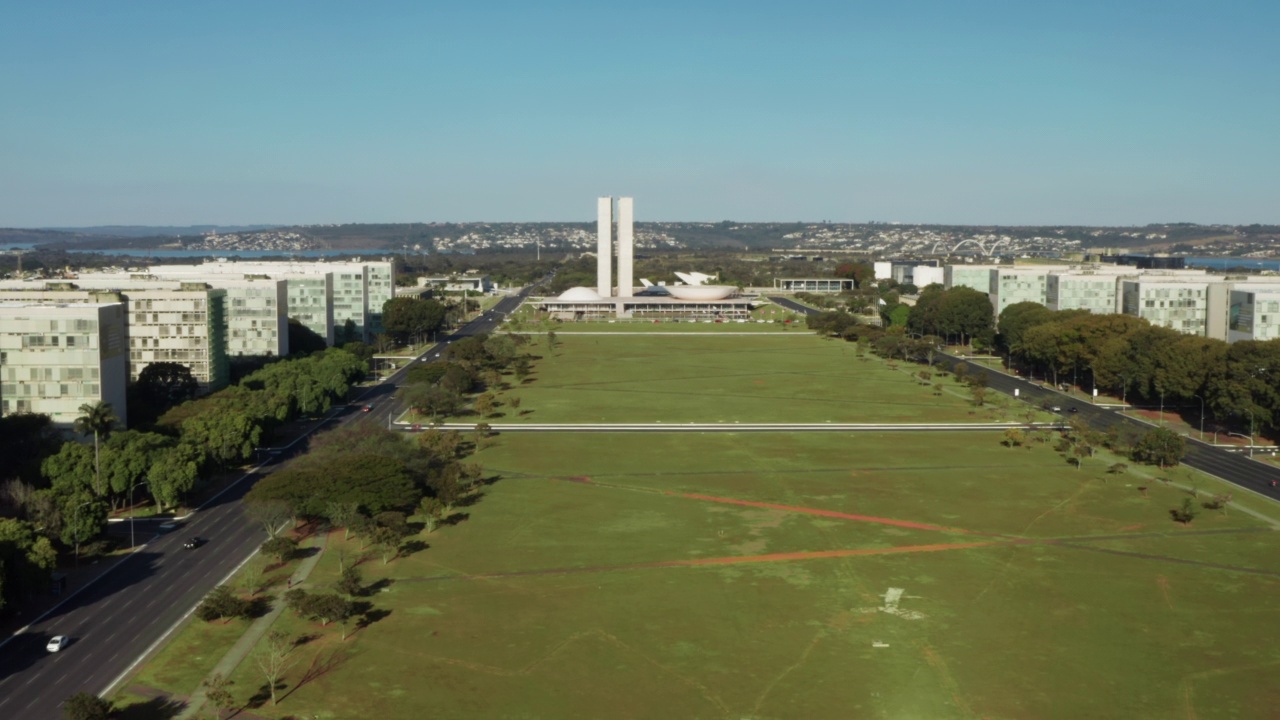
[2,1,1277,227]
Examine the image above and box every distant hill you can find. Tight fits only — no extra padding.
[42,225,280,238]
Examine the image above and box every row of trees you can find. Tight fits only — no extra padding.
[0,348,368,616]
[400,333,533,422]
[999,302,1280,438]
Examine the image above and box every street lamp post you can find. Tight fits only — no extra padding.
[71,499,95,567]
[1159,392,1165,426]
[127,481,149,549]
[1191,394,1206,441]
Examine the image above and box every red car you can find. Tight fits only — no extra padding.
[361,405,372,412]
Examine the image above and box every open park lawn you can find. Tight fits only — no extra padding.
[486,334,1025,424]
[227,432,1280,720]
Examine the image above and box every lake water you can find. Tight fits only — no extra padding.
[1184,256,1280,272]
[63,248,384,259]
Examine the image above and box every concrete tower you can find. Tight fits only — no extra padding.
[596,197,613,297]
[617,197,634,298]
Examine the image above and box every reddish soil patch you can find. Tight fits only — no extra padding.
[666,541,997,567]
[676,492,993,536]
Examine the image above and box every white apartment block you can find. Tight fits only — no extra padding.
[990,268,1050,316]
[0,283,230,392]
[286,275,335,345]
[1046,272,1124,314]
[912,266,945,289]
[944,265,997,294]
[1121,279,1211,336]
[1228,285,1280,342]
[0,302,129,426]
[93,260,394,343]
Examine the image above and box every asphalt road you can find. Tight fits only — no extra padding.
[768,295,1280,499]
[0,289,533,719]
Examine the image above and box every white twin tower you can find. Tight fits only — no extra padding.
[596,196,635,298]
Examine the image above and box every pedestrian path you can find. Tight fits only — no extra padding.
[177,531,329,720]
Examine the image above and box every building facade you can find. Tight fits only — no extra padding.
[0,302,129,426]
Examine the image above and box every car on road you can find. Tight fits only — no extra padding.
[183,537,202,549]
[46,635,68,652]
[1050,405,1062,413]
[361,405,372,412]
[1067,406,1079,413]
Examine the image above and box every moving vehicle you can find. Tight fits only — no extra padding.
[361,405,372,412]
[183,537,202,550]
[46,636,68,652]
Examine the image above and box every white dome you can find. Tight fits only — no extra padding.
[666,285,736,300]
[557,286,604,301]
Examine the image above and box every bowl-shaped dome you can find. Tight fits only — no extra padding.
[665,285,736,300]
[557,286,604,301]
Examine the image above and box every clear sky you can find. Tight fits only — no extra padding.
[2,1,1277,227]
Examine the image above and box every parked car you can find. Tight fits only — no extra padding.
[46,635,68,652]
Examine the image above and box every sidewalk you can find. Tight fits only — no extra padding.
[178,531,329,720]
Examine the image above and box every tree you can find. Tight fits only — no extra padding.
[62,692,112,720]
[146,442,204,512]
[325,501,360,540]
[255,630,297,706]
[74,401,118,498]
[261,536,298,565]
[247,499,293,538]
[1131,428,1187,468]
[403,384,463,422]
[370,525,403,565]
[419,495,446,533]
[197,585,250,622]
[381,297,447,345]
[546,330,558,350]
[135,361,198,409]
[101,431,174,508]
[1001,429,1025,448]
[335,565,363,597]
[59,492,107,559]
[202,673,236,716]
[473,393,496,418]
[1172,497,1200,525]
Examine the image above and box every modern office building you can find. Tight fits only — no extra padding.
[943,265,998,294]
[1228,285,1280,342]
[990,268,1051,316]
[1120,279,1212,335]
[773,278,856,292]
[1046,272,1124,314]
[0,282,230,392]
[74,259,393,344]
[0,301,129,425]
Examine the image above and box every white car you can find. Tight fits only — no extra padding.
[47,635,68,652]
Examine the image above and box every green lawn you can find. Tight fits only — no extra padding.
[198,432,1280,720]
[466,334,1030,424]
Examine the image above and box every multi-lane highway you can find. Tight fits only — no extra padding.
[768,295,1280,500]
[0,290,531,719]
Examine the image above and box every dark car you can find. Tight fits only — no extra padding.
[183,537,202,550]
[361,405,372,412]
[1067,406,1079,413]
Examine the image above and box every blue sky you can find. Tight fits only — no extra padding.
[1,1,1277,226]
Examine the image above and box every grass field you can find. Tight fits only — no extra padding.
[458,334,1031,424]
[173,432,1280,720]
[116,331,1280,719]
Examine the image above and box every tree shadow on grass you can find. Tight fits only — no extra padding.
[454,491,484,508]
[362,577,396,596]
[356,606,392,630]
[279,646,355,703]
[114,697,186,720]
[245,683,277,710]
[441,512,470,527]
[398,539,430,558]
[244,595,275,620]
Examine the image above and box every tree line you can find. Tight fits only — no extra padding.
[0,347,367,617]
